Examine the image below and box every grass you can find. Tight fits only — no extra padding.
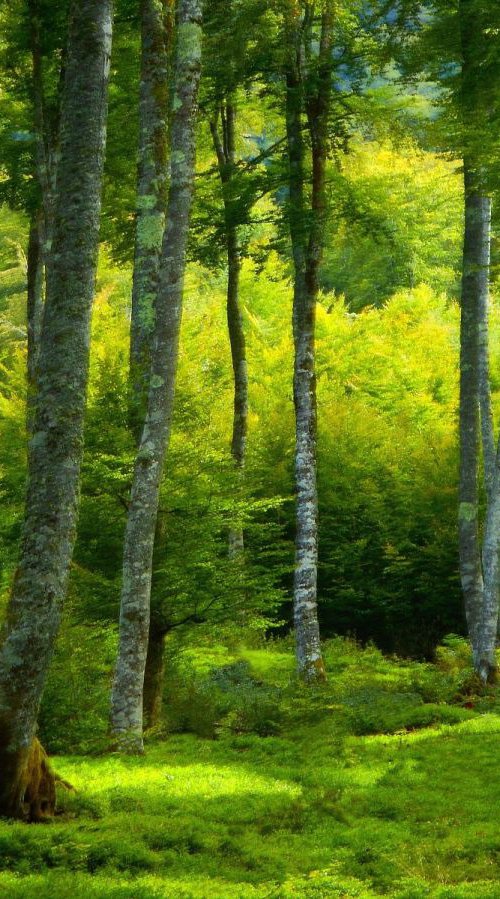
[1,638,500,898]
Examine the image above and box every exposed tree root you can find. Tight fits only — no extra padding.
[1,738,74,822]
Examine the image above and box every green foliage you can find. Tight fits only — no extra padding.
[0,641,499,897]
[38,623,117,755]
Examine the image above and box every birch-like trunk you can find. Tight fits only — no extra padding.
[459,176,487,650]
[210,101,247,555]
[129,0,172,441]
[285,4,333,681]
[459,169,499,681]
[110,0,203,753]
[0,0,113,819]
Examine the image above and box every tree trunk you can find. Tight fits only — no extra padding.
[26,210,44,433]
[210,101,248,555]
[143,623,167,729]
[0,0,113,820]
[110,0,203,753]
[129,0,172,441]
[284,4,333,682]
[459,174,487,653]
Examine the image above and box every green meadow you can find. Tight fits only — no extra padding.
[1,639,499,899]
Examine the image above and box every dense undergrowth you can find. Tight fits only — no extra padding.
[1,637,500,898]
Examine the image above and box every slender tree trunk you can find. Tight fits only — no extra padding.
[143,623,167,729]
[285,4,333,682]
[479,444,500,681]
[210,101,248,555]
[128,0,172,726]
[110,0,203,753]
[0,0,113,820]
[459,172,487,652]
[26,210,44,432]
[129,0,172,441]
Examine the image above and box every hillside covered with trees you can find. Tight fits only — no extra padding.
[1,1,500,896]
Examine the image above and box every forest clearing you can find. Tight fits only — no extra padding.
[1,0,500,896]
[2,639,500,898]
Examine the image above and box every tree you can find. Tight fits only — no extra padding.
[0,0,113,819]
[110,0,203,753]
[380,0,500,680]
[457,0,500,682]
[282,0,335,681]
[209,101,248,555]
[129,0,173,441]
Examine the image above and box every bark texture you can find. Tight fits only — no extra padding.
[0,0,113,819]
[284,3,333,681]
[129,0,172,441]
[143,621,168,729]
[110,0,203,753]
[210,101,248,555]
[459,173,498,682]
[26,210,44,432]
[458,0,499,681]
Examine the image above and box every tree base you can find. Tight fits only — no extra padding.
[0,738,57,822]
[109,732,145,755]
[299,657,327,684]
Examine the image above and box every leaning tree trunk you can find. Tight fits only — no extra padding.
[110,0,203,753]
[0,0,113,821]
[129,0,172,441]
[210,101,248,555]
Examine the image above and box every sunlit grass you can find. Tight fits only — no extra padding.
[1,641,499,897]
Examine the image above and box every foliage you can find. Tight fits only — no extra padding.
[1,640,500,896]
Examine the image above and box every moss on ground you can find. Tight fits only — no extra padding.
[1,639,499,897]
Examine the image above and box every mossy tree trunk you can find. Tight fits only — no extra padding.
[129,0,173,441]
[284,2,333,682]
[127,0,174,730]
[26,0,63,431]
[0,0,113,820]
[209,99,248,556]
[26,210,44,433]
[110,0,203,753]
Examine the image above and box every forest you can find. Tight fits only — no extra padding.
[1,0,500,896]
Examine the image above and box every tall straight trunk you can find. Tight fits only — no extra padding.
[28,0,57,245]
[210,101,248,555]
[110,0,203,753]
[26,210,44,431]
[285,3,332,682]
[477,211,495,496]
[129,0,172,441]
[0,0,113,820]
[459,173,488,651]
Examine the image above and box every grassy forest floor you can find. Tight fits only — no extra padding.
[1,640,500,898]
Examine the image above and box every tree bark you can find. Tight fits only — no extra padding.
[0,0,113,820]
[26,210,44,433]
[143,622,167,729]
[284,3,333,682]
[209,101,248,555]
[129,0,172,441]
[110,0,203,753]
[459,174,487,654]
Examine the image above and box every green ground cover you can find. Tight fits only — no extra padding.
[1,639,499,898]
